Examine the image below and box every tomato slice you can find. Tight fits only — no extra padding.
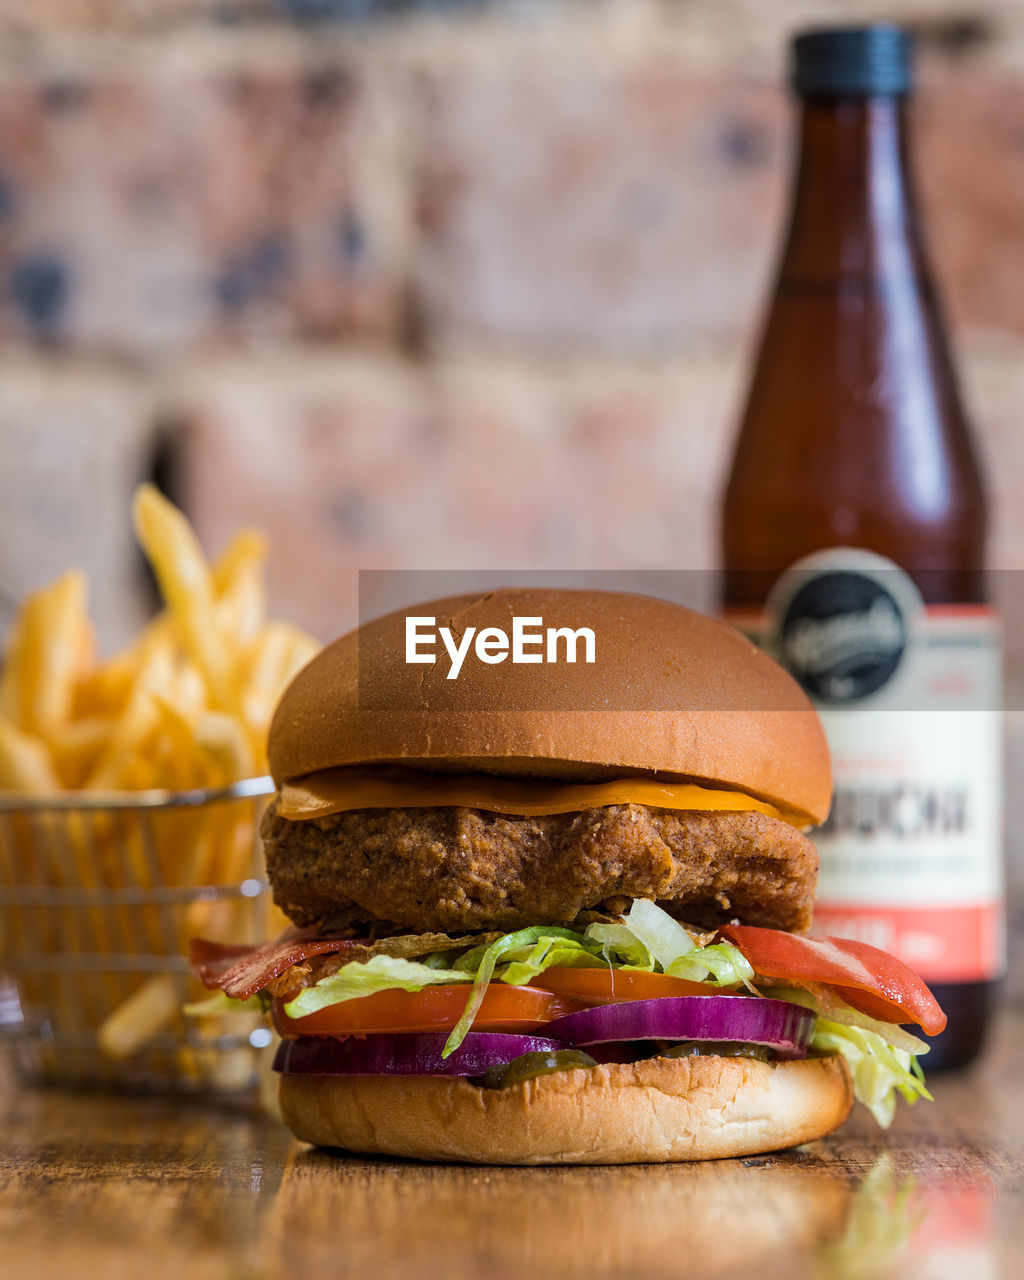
[718,924,947,1036]
[272,983,582,1038]
[530,967,714,1005]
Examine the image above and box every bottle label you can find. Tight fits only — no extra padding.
[727,548,1005,983]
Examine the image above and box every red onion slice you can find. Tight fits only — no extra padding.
[543,996,814,1059]
[273,1031,566,1077]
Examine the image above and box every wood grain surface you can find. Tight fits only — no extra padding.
[2,1013,1023,1280]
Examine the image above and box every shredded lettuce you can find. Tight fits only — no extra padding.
[583,922,651,968]
[582,900,754,989]
[666,942,756,988]
[284,955,472,1018]
[620,898,699,970]
[441,926,589,1056]
[183,991,252,1018]
[489,906,754,994]
[812,1020,932,1127]
[501,937,605,986]
[759,984,931,1126]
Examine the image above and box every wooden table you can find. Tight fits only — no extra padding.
[3,1013,1023,1280]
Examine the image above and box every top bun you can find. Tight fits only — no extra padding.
[268,589,832,825]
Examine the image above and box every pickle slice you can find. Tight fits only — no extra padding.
[660,1041,772,1062]
[483,1049,599,1089]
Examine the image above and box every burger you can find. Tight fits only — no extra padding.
[191,588,945,1164]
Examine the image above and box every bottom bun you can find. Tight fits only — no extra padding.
[278,1053,853,1165]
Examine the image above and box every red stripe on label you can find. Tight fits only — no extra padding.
[809,903,1004,982]
[923,604,998,618]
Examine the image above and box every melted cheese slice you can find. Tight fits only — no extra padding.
[278,767,796,825]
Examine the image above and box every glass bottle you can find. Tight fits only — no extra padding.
[721,26,1002,1068]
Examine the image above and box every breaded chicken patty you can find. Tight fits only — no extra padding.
[261,802,817,936]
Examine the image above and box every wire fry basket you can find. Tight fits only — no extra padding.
[0,777,276,1091]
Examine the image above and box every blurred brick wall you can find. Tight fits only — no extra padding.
[3,1,1024,640]
[2,0,1024,973]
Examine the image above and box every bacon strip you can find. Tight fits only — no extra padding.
[189,932,360,1000]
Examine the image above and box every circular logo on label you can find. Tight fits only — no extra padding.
[778,573,906,701]
[766,551,923,705]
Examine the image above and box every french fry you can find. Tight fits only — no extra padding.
[212,528,268,594]
[167,662,207,725]
[0,484,321,1084]
[0,723,50,977]
[97,974,180,1060]
[0,571,89,736]
[247,620,319,696]
[35,571,91,733]
[213,529,268,646]
[71,650,136,719]
[84,639,174,790]
[47,718,113,790]
[0,721,105,1035]
[0,719,60,791]
[241,621,319,748]
[132,484,241,716]
[150,697,210,793]
[54,810,130,1035]
[195,712,255,789]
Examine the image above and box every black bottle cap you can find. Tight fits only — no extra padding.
[792,25,913,97]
